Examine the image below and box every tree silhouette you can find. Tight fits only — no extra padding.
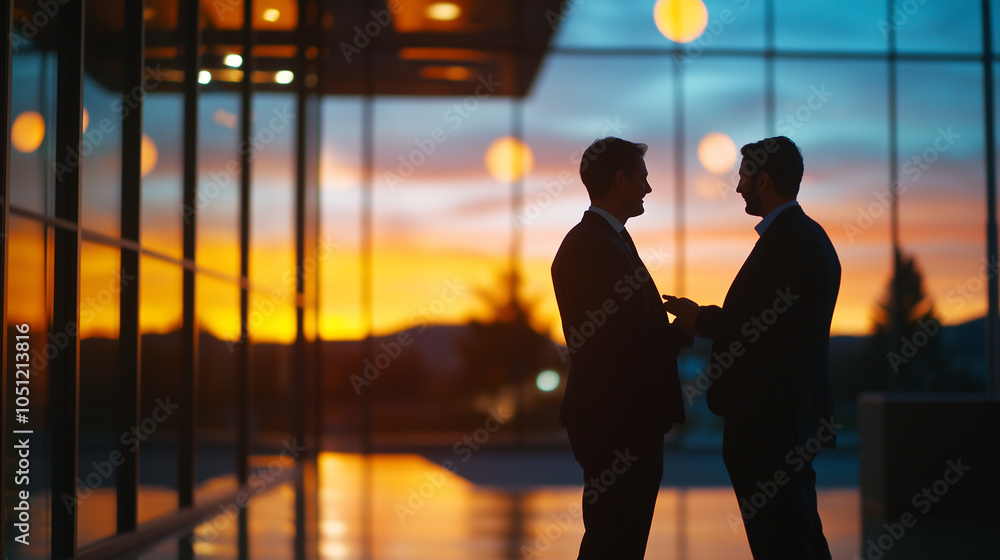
[453,268,565,429]
[862,249,961,391]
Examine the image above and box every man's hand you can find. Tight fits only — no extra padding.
[662,295,701,334]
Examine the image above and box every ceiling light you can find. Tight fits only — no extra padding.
[426,2,461,21]
[275,70,294,84]
[224,54,243,68]
[263,8,280,22]
[198,70,212,84]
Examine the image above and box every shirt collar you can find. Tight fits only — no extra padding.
[754,200,799,236]
[588,205,625,234]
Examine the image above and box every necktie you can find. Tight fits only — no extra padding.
[619,228,642,264]
[620,228,660,316]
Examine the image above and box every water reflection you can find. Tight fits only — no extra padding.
[318,452,860,560]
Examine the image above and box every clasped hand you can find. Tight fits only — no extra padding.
[662,295,700,336]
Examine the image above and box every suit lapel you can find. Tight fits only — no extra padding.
[583,212,664,320]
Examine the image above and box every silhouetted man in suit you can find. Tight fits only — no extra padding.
[552,137,688,560]
[665,136,840,560]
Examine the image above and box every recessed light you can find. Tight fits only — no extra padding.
[426,2,461,21]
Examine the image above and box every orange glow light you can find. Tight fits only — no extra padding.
[485,137,533,183]
[11,111,45,153]
[141,134,158,177]
[653,0,708,43]
[697,132,737,174]
[419,65,475,81]
[426,3,461,21]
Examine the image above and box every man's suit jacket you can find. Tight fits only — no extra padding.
[694,205,840,448]
[552,211,687,440]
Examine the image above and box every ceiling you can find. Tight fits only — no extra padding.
[13,0,565,97]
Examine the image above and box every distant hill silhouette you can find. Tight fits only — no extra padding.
[67,315,990,437]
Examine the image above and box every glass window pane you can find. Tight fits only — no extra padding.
[894,0,982,54]
[319,98,364,450]
[319,97,363,342]
[553,0,765,50]
[898,62,987,336]
[775,0,888,53]
[371,96,512,434]
[196,275,241,503]
[251,92,296,293]
[9,40,55,214]
[138,256,183,523]
[80,0,125,239]
[683,57,767,307]
[142,93,185,260]
[78,241,122,547]
[4,216,54,558]
[197,91,241,277]
[774,59,890,336]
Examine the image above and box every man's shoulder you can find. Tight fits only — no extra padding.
[553,213,621,271]
[773,206,834,245]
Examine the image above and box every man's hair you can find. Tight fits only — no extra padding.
[579,137,648,199]
[740,135,803,199]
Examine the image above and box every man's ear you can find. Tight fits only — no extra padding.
[613,169,627,191]
[756,171,772,194]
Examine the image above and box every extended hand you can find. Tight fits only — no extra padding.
[662,295,700,332]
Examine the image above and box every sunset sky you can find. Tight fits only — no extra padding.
[7,0,995,344]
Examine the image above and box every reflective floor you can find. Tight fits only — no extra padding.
[316,453,860,560]
[63,450,860,559]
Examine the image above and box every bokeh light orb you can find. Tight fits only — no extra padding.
[141,134,158,177]
[485,136,534,182]
[11,111,45,153]
[426,2,461,21]
[653,0,709,44]
[697,132,737,174]
[536,370,560,392]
